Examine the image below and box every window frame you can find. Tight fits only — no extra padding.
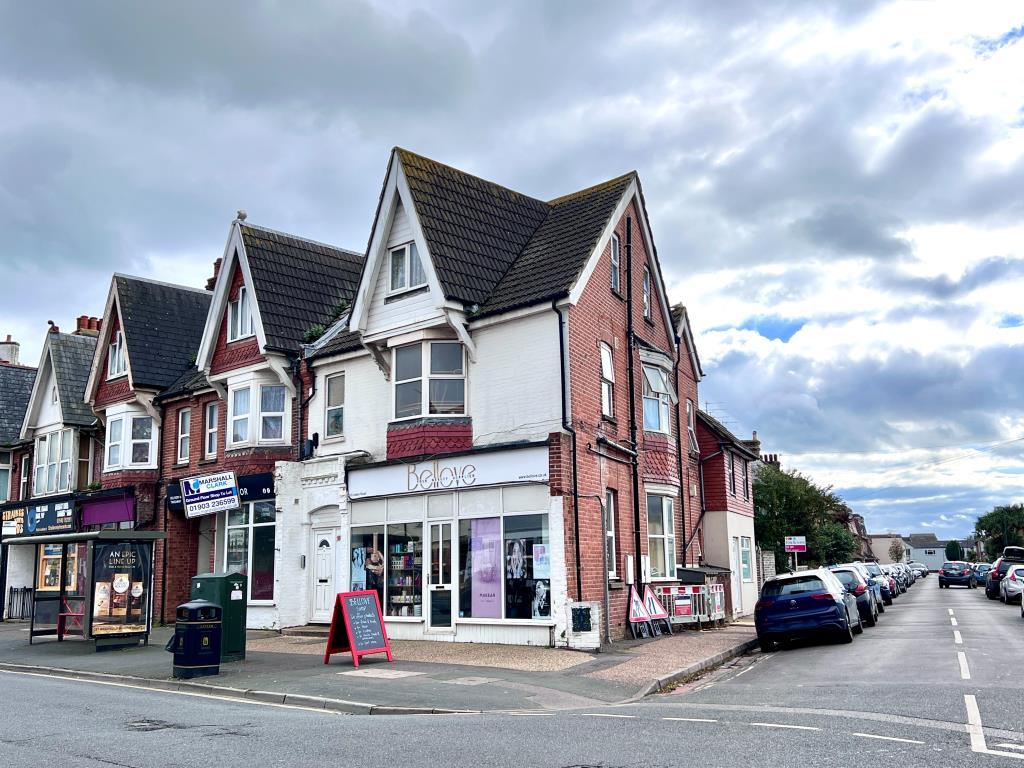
[228,386,251,447]
[19,454,29,501]
[258,384,286,443]
[641,365,671,433]
[392,341,466,421]
[686,400,698,453]
[204,402,218,459]
[728,452,736,496]
[325,373,345,439]
[0,450,10,504]
[228,285,254,343]
[387,242,427,295]
[740,536,753,582]
[642,267,651,319]
[610,233,620,293]
[105,417,123,470]
[107,331,126,379]
[599,343,615,419]
[33,428,73,495]
[742,459,750,500]
[224,501,277,605]
[605,489,618,579]
[646,494,676,580]
[176,408,191,464]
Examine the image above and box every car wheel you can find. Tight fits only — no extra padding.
[865,607,876,627]
[758,636,775,652]
[839,616,854,644]
[880,598,888,610]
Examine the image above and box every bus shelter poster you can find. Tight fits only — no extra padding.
[91,542,152,636]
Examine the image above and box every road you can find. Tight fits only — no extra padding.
[1,578,1022,767]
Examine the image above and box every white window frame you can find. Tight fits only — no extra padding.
[728,452,736,496]
[204,402,219,458]
[605,489,617,579]
[642,267,651,319]
[106,417,124,470]
[610,234,620,293]
[224,501,277,605]
[228,285,254,342]
[0,451,10,504]
[387,242,427,295]
[258,384,286,443]
[325,373,345,439]
[740,536,753,582]
[19,454,29,501]
[33,428,73,495]
[686,400,698,453]
[646,494,676,580]
[392,341,466,421]
[176,408,191,464]
[104,411,156,472]
[229,386,251,447]
[107,331,127,379]
[600,343,614,419]
[642,365,671,433]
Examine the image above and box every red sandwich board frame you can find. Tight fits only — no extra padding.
[323,590,393,667]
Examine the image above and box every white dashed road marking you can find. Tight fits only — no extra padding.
[580,713,635,719]
[751,722,820,731]
[948,608,954,616]
[995,744,1024,752]
[958,651,971,680]
[954,630,963,644]
[853,733,925,745]
[951,617,958,627]
[965,695,988,753]
[663,717,718,723]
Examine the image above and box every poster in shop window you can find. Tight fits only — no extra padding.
[469,518,501,619]
[504,538,551,620]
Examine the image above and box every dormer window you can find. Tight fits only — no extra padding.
[388,242,426,294]
[228,285,254,342]
[107,331,126,378]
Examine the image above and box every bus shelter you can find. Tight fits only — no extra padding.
[1,530,165,650]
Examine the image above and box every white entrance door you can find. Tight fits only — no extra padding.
[311,529,337,623]
[426,521,454,632]
[731,537,742,615]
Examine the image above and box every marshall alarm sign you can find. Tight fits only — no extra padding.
[180,471,240,518]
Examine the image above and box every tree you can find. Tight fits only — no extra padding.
[945,540,964,561]
[816,521,858,565]
[888,539,905,563]
[975,504,1024,559]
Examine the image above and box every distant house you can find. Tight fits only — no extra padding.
[903,533,948,572]
[868,533,908,564]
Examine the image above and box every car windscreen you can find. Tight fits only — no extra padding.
[762,576,827,597]
[864,564,882,576]
[942,562,959,570]
[831,570,858,587]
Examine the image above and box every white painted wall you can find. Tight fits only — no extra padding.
[29,362,62,434]
[309,353,389,460]
[702,510,757,618]
[3,546,34,619]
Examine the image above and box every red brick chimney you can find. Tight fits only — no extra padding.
[74,316,102,337]
[206,258,223,291]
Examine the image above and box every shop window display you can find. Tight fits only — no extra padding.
[458,517,502,619]
[351,526,386,608]
[225,501,277,602]
[504,514,550,620]
[385,523,422,617]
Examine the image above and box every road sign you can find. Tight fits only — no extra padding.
[784,536,807,553]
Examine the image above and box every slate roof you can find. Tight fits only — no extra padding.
[115,275,211,390]
[156,366,211,402]
[49,332,98,426]
[310,329,363,360]
[395,149,635,318]
[240,223,364,352]
[906,533,945,549]
[696,409,759,460]
[0,364,36,446]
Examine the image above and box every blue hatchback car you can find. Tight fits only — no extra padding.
[755,569,860,651]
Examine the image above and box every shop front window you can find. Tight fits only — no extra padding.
[458,517,502,619]
[504,514,550,620]
[351,526,386,608]
[225,501,277,602]
[385,523,423,617]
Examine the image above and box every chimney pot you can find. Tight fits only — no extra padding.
[206,257,223,291]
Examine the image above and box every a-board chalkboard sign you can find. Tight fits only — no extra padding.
[323,590,393,667]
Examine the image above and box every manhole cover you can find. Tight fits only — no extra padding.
[339,668,423,679]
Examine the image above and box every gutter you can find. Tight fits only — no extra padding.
[553,300,583,601]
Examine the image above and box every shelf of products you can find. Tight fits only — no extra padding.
[388,541,422,617]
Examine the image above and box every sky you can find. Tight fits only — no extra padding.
[1,1,1022,540]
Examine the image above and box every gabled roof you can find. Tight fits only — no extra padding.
[42,332,98,427]
[156,366,211,402]
[240,223,364,351]
[114,275,212,390]
[696,409,759,460]
[0,364,36,446]
[907,533,945,549]
[671,304,704,381]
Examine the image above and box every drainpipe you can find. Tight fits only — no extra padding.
[292,355,316,461]
[157,400,168,626]
[672,347,686,569]
[553,300,583,601]
[625,217,643,588]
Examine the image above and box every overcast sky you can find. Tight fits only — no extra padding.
[2,1,1022,540]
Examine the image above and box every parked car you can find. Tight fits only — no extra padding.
[890,563,911,591]
[985,557,1019,599]
[939,561,976,588]
[831,567,878,626]
[755,569,861,651]
[1000,565,1024,603]
[880,565,900,598]
[860,562,892,608]
[973,563,992,581]
[909,562,928,577]
[843,562,885,613]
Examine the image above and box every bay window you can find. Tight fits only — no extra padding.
[610,233,620,292]
[647,494,676,579]
[130,417,153,464]
[389,242,427,293]
[106,418,123,468]
[393,342,465,419]
[107,331,126,378]
[230,387,250,444]
[325,374,345,438]
[225,500,277,602]
[104,414,156,471]
[33,429,73,495]
[642,365,671,432]
[228,286,253,342]
[204,402,218,458]
[600,343,614,418]
[176,408,191,463]
[259,385,285,441]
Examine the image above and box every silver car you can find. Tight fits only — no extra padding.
[1001,564,1024,604]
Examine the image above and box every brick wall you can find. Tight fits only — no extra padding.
[94,314,132,408]
[695,419,755,517]
[210,262,265,375]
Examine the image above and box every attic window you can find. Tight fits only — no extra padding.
[229,285,254,342]
[389,242,426,294]
[107,331,126,378]
[642,267,652,319]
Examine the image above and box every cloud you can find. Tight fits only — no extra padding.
[870,256,1024,300]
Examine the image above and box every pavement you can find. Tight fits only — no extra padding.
[2,578,1020,767]
[0,617,756,714]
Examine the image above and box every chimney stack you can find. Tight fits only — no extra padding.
[47,320,59,334]
[74,316,102,337]
[0,334,19,365]
[206,257,223,291]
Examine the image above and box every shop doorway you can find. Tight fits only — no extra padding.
[730,536,742,615]
[311,528,338,623]
[426,521,453,631]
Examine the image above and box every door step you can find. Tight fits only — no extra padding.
[281,624,331,637]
